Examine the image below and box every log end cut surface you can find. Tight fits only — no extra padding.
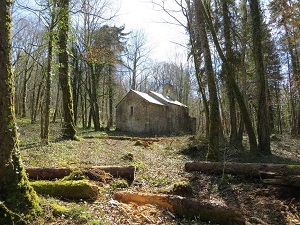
[113,191,245,225]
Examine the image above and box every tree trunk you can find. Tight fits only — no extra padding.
[90,64,101,131]
[30,80,36,123]
[108,65,114,128]
[194,0,220,161]
[222,0,238,146]
[186,1,210,138]
[113,191,245,225]
[58,0,77,139]
[201,0,258,152]
[249,0,271,155]
[185,161,300,176]
[21,58,34,119]
[31,76,43,124]
[41,17,55,144]
[22,69,28,118]
[0,2,41,223]
[52,86,60,123]
[71,46,80,126]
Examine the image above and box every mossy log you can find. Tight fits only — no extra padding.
[26,165,135,181]
[30,180,99,200]
[113,191,245,225]
[185,161,300,176]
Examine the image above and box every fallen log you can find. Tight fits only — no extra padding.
[185,161,300,177]
[113,191,245,225]
[30,180,99,200]
[26,165,135,181]
[26,167,72,180]
[84,135,161,142]
[96,165,134,180]
[260,172,300,187]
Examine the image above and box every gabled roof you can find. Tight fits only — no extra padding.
[149,91,187,107]
[131,90,166,106]
[116,89,187,108]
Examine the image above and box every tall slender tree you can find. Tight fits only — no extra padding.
[222,0,238,146]
[185,0,210,138]
[200,0,258,153]
[0,1,41,223]
[58,0,77,139]
[40,0,59,144]
[249,0,271,154]
[194,0,220,161]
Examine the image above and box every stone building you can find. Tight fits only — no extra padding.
[115,85,196,135]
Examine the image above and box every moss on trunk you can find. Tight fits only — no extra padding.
[0,1,42,224]
[0,166,41,224]
[194,0,220,161]
[58,0,77,139]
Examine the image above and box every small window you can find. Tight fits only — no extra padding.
[130,106,134,116]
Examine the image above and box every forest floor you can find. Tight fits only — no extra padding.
[18,119,300,225]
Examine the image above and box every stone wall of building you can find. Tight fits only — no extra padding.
[168,104,195,134]
[116,91,169,134]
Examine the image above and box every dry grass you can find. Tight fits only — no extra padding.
[18,120,300,225]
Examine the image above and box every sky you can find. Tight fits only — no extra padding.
[116,0,188,61]
[19,0,188,61]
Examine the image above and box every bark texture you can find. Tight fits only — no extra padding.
[185,161,300,176]
[58,0,77,139]
[26,165,135,181]
[113,191,245,225]
[249,0,271,154]
[194,0,220,161]
[201,1,258,152]
[41,8,55,143]
[0,1,41,223]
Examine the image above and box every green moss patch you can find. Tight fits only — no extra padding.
[287,164,300,170]
[51,202,67,216]
[30,180,99,200]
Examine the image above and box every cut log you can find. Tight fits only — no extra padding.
[261,174,300,187]
[30,180,99,200]
[113,191,245,225]
[84,166,135,181]
[26,167,72,180]
[84,135,161,142]
[26,165,135,181]
[185,161,300,177]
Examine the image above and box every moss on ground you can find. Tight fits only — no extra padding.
[287,164,300,169]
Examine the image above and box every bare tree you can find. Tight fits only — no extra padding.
[124,29,152,90]
[72,0,119,130]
